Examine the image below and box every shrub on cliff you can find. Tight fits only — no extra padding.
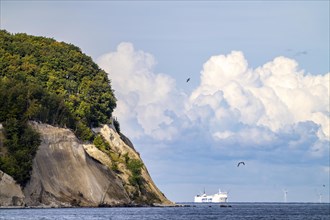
[0,116,40,186]
[126,158,144,187]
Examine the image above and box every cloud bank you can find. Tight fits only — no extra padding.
[98,43,185,141]
[98,43,329,161]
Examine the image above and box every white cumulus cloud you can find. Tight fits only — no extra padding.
[98,43,329,159]
[190,51,330,142]
[97,42,184,140]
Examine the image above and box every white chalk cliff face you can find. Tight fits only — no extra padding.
[95,124,171,205]
[0,170,25,206]
[0,122,171,207]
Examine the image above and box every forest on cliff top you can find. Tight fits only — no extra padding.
[0,30,117,185]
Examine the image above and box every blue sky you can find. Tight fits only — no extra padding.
[1,1,329,202]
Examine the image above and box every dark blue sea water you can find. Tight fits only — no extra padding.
[0,203,329,220]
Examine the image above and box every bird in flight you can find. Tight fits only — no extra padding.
[237,161,245,167]
[186,78,190,83]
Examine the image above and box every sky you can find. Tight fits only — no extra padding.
[1,0,329,203]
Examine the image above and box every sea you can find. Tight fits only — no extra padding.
[0,203,329,220]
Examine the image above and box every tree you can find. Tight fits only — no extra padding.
[0,30,118,185]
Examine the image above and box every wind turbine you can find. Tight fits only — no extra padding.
[318,192,322,203]
[283,189,288,203]
[315,185,325,203]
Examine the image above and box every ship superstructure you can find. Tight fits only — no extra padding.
[194,189,228,203]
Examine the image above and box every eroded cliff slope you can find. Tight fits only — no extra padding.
[0,170,25,206]
[23,123,130,207]
[0,122,171,207]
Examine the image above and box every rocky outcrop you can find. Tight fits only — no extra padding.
[0,122,171,207]
[23,123,130,207]
[0,170,25,206]
[97,124,172,205]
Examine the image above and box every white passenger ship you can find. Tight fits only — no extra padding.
[194,189,228,203]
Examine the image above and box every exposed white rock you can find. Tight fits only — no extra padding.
[0,170,25,207]
[99,124,172,205]
[100,124,139,159]
[83,144,113,169]
[0,122,171,207]
[24,123,130,207]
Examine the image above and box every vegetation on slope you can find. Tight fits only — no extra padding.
[92,132,153,203]
[0,30,116,185]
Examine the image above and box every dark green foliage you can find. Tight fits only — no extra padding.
[123,152,129,164]
[93,134,110,152]
[0,30,116,129]
[126,159,144,187]
[0,77,72,186]
[75,121,94,142]
[126,157,147,203]
[0,118,40,186]
[0,30,117,185]
[113,117,120,133]
[0,77,75,127]
[93,134,120,173]
[111,162,119,173]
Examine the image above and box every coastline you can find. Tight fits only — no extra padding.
[0,203,185,209]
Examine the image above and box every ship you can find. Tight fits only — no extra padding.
[194,189,228,203]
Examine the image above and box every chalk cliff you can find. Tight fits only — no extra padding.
[96,123,170,205]
[0,122,171,207]
[0,31,172,207]
[0,170,25,206]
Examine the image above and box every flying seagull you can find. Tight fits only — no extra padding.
[186,78,190,83]
[237,161,245,167]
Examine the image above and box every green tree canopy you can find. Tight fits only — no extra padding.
[0,30,117,185]
[0,30,116,130]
